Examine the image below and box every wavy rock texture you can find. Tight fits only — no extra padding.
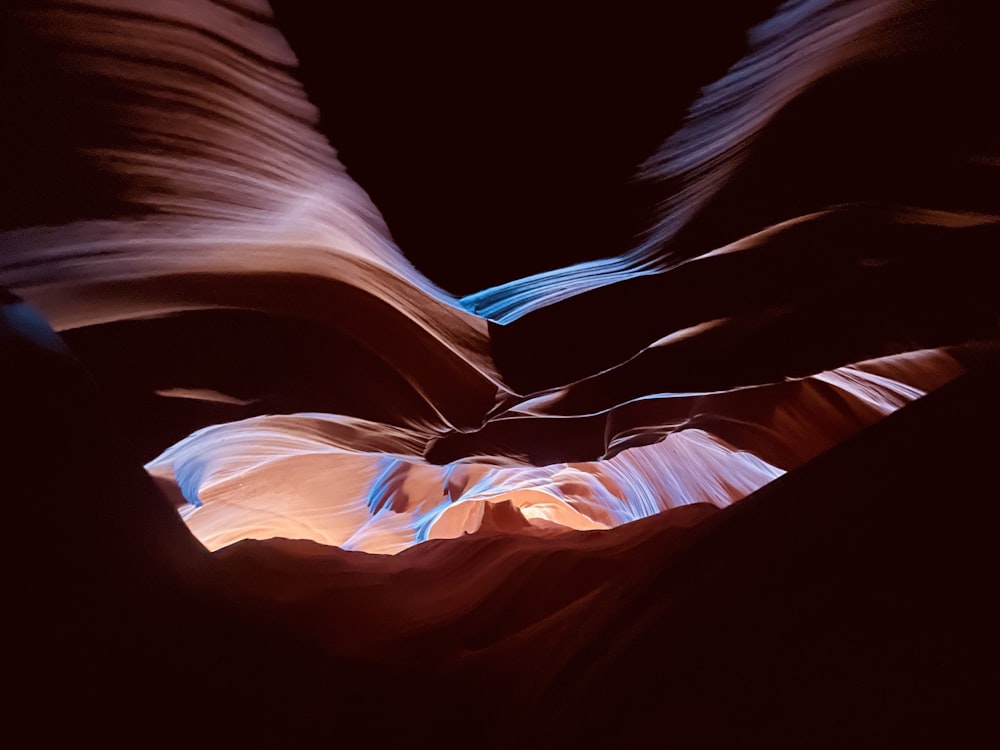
[2,0,998,746]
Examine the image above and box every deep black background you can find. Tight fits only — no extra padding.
[267,1,783,293]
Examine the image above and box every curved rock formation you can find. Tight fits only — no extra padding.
[2,0,997,745]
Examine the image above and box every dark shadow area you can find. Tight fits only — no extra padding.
[268,0,783,293]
